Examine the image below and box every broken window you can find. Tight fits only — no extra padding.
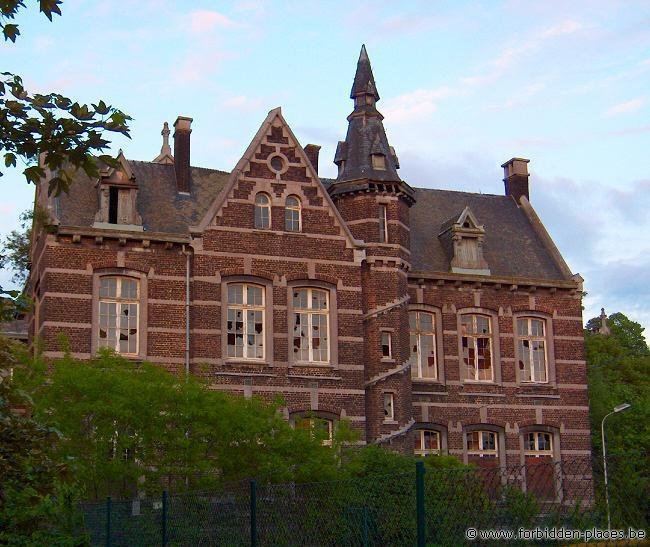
[227,283,264,360]
[517,317,548,383]
[98,276,139,354]
[410,311,437,380]
[292,288,329,363]
[461,314,493,382]
[467,430,498,457]
[383,392,395,421]
[293,416,333,446]
[415,430,440,456]
[381,331,392,358]
[525,432,553,455]
[285,195,301,232]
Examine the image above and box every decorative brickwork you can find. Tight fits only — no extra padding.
[27,46,590,463]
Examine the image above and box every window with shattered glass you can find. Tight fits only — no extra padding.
[467,430,498,457]
[227,283,265,359]
[517,317,548,383]
[409,311,437,379]
[292,288,329,363]
[98,276,139,354]
[460,314,493,382]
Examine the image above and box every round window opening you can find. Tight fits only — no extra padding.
[269,155,285,173]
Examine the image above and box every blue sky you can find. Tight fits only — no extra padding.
[2,0,649,332]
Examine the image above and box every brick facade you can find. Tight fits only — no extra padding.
[28,47,590,479]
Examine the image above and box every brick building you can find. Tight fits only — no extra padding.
[28,46,590,482]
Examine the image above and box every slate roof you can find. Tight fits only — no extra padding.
[56,161,229,235]
[54,163,570,282]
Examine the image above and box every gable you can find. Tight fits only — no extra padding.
[194,108,359,251]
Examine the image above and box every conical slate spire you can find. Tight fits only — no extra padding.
[350,44,380,101]
[333,45,403,185]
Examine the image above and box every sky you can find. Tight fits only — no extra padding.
[2,0,649,333]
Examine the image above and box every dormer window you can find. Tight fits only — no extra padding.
[439,206,490,275]
[337,160,345,177]
[372,153,386,170]
[93,152,143,231]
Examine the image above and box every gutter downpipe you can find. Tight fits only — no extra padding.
[183,244,190,377]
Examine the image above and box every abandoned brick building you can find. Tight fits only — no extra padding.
[28,46,590,491]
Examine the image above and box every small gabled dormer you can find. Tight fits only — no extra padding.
[93,151,143,231]
[439,206,490,275]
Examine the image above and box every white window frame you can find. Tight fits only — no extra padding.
[98,276,139,355]
[254,192,271,230]
[383,392,395,422]
[517,317,548,384]
[524,432,553,456]
[378,203,388,243]
[381,331,392,359]
[293,416,334,446]
[415,430,441,456]
[285,195,301,232]
[461,314,493,382]
[292,288,329,364]
[410,311,437,380]
[226,283,265,360]
[466,430,498,457]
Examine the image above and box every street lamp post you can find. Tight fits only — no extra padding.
[601,402,631,531]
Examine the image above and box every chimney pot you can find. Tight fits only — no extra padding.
[304,144,321,174]
[501,157,530,202]
[173,116,193,193]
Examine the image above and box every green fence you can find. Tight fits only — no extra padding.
[80,453,648,545]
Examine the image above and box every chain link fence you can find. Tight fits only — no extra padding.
[79,453,647,545]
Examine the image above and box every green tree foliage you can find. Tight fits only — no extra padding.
[585,312,649,528]
[1,1,131,195]
[0,209,32,284]
[24,350,350,499]
[0,337,80,544]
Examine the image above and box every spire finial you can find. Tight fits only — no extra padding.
[350,44,379,102]
[153,121,174,164]
[599,308,611,336]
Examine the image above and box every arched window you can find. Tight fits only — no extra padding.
[226,283,265,359]
[466,430,498,457]
[517,317,548,383]
[292,288,329,363]
[98,276,139,354]
[415,430,440,456]
[410,311,437,379]
[285,195,301,232]
[524,431,553,456]
[254,193,271,229]
[293,415,334,446]
[460,314,493,382]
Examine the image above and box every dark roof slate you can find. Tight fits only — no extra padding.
[54,161,568,282]
[410,188,569,281]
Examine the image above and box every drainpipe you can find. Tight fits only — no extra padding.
[183,244,190,377]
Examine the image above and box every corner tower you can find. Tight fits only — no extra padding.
[329,45,416,451]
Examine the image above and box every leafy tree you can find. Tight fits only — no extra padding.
[22,350,349,499]
[0,209,32,284]
[0,336,82,544]
[586,311,650,356]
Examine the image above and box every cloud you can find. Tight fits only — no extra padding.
[461,19,585,88]
[382,87,454,123]
[604,97,646,117]
[186,10,239,33]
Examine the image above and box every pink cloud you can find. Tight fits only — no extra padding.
[187,10,238,33]
[604,98,646,117]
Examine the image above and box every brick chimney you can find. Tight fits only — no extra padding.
[304,144,321,174]
[173,116,193,194]
[502,157,530,202]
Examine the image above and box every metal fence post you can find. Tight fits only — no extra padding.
[162,490,168,546]
[250,480,258,547]
[416,461,426,547]
[361,505,369,547]
[106,496,112,547]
